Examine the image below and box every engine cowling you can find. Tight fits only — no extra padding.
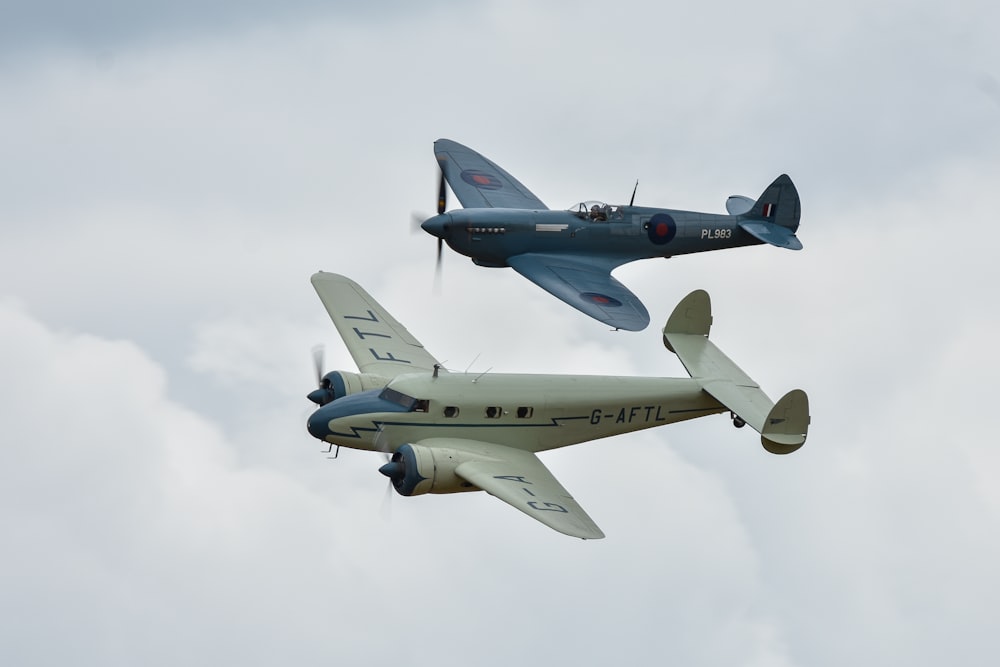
[307,370,388,406]
[378,444,480,496]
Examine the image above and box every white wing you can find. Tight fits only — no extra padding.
[416,437,604,540]
[311,272,444,378]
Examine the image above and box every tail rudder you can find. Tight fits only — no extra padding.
[761,389,809,455]
[738,174,803,250]
[748,174,800,232]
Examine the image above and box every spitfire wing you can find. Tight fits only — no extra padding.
[506,253,650,331]
[311,272,443,378]
[435,139,548,210]
[415,438,604,539]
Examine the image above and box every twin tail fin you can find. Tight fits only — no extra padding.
[663,289,809,454]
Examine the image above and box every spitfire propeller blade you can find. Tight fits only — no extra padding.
[435,238,443,290]
[437,168,447,214]
[430,166,447,289]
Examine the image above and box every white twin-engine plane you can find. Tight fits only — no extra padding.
[306,272,809,539]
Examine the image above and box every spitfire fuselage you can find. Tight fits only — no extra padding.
[423,206,761,268]
[306,371,726,454]
[424,139,802,331]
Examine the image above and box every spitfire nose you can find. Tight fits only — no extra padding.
[421,213,452,239]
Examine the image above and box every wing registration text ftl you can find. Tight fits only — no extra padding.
[419,138,803,331]
[305,272,810,540]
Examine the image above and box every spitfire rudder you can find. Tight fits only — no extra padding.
[748,174,801,232]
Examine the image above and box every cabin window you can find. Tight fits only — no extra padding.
[516,406,533,418]
[443,406,460,418]
[485,406,502,419]
[414,399,429,412]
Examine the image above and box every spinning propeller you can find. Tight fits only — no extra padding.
[373,423,397,520]
[433,168,446,286]
[414,168,449,289]
[306,345,335,406]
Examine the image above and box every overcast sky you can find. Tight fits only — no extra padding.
[2,1,999,665]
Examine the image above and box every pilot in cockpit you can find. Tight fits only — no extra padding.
[590,204,607,221]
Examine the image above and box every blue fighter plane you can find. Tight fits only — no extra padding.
[421,139,802,331]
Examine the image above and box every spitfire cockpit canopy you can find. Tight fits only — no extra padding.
[569,201,625,221]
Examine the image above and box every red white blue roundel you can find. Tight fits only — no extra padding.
[460,169,503,190]
[646,213,677,245]
[581,292,623,307]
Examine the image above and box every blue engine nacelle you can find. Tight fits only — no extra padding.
[378,444,480,496]
[307,370,389,406]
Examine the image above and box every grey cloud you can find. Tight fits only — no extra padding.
[0,0,458,55]
[0,301,798,666]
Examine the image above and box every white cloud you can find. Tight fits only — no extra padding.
[0,300,801,666]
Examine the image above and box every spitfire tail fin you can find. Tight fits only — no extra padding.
[663,290,809,454]
[747,174,800,231]
[737,174,803,250]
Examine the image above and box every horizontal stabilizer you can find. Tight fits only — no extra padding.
[726,195,754,216]
[663,290,809,454]
[739,220,804,250]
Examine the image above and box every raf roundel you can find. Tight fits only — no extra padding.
[646,212,677,245]
[580,292,623,307]
[460,169,503,190]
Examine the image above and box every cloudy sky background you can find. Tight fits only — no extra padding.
[2,1,999,664]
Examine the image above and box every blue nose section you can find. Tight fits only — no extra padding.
[421,213,451,239]
[306,408,332,440]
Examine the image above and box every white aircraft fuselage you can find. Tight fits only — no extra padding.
[307,371,725,454]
